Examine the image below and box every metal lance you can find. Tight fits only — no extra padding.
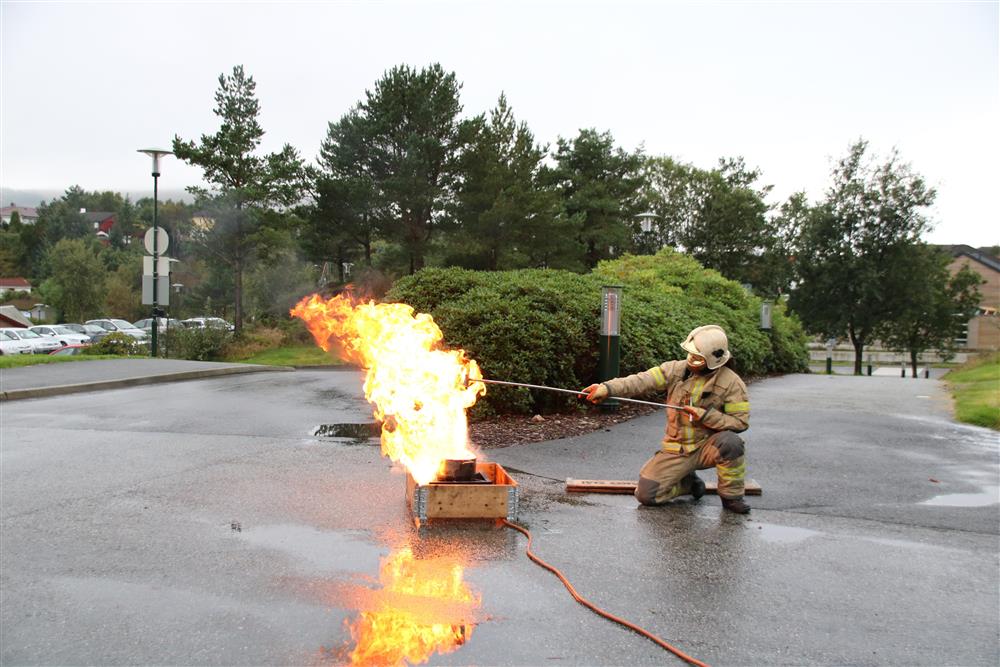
[475,378,688,411]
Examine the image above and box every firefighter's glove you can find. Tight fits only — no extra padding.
[682,406,706,422]
[583,384,609,404]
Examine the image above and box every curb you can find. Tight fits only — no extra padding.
[0,365,294,402]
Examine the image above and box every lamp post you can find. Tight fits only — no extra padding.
[138,148,172,357]
[635,211,659,254]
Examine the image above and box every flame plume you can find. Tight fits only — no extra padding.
[291,293,485,484]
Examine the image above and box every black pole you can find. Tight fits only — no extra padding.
[151,171,159,357]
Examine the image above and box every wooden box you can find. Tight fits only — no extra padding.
[406,462,519,524]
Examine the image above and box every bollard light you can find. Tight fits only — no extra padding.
[598,286,623,412]
[760,300,773,330]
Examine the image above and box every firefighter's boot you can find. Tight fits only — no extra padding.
[684,473,706,500]
[721,496,751,514]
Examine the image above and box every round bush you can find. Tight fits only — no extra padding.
[385,249,809,415]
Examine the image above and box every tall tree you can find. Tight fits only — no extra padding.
[39,238,106,322]
[173,64,305,333]
[448,94,569,270]
[544,129,643,269]
[790,140,937,374]
[342,63,463,273]
[310,108,383,273]
[878,244,982,376]
[641,156,789,294]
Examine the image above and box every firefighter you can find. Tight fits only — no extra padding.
[583,324,751,514]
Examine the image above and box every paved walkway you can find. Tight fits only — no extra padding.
[0,358,293,400]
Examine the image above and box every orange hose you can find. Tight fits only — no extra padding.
[502,519,711,667]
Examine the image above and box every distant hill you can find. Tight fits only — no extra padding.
[0,186,195,207]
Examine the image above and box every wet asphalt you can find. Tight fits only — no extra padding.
[1,368,997,666]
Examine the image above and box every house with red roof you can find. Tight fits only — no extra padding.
[0,277,33,296]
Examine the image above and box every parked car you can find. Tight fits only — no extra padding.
[133,317,184,334]
[85,319,148,341]
[49,344,90,356]
[29,325,92,346]
[181,317,235,332]
[62,323,111,342]
[0,330,34,355]
[0,327,62,354]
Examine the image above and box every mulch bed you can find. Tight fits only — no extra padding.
[470,402,659,449]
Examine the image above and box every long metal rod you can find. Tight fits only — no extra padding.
[477,378,686,410]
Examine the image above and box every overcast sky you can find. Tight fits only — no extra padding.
[2,0,997,245]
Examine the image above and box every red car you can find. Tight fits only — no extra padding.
[49,344,90,356]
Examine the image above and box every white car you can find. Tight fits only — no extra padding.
[0,330,33,355]
[85,319,148,341]
[181,317,234,332]
[0,327,62,354]
[30,325,93,346]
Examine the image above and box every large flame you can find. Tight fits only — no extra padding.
[346,547,479,665]
[291,293,485,484]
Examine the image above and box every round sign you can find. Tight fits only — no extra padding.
[144,227,170,254]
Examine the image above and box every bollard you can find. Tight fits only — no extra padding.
[867,363,873,376]
[826,356,832,375]
[598,286,622,413]
[924,368,930,379]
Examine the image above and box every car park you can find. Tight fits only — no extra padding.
[0,327,62,354]
[181,317,234,332]
[85,319,148,341]
[0,330,34,355]
[29,325,92,346]
[63,323,111,342]
[133,317,184,334]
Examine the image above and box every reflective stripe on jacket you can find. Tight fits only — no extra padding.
[602,360,749,454]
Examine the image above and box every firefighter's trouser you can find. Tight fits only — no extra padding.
[634,431,746,505]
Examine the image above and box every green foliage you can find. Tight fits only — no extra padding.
[166,326,231,361]
[87,332,143,356]
[173,64,307,333]
[790,140,936,374]
[447,94,569,270]
[945,353,1000,430]
[542,129,643,268]
[641,156,790,294]
[386,249,808,415]
[878,244,983,375]
[40,238,106,322]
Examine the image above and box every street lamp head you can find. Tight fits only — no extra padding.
[137,148,173,176]
[635,211,659,234]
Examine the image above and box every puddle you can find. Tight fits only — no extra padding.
[236,523,384,572]
[312,423,381,444]
[920,488,999,507]
[751,522,822,544]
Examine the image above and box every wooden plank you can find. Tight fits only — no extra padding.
[566,478,762,496]
[426,484,509,518]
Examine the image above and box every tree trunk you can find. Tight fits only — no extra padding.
[910,349,919,379]
[234,205,244,336]
[234,256,243,336]
[848,327,864,375]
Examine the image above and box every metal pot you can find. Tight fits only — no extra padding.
[439,457,477,482]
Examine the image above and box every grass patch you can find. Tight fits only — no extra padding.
[238,345,343,367]
[0,354,126,369]
[944,353,1000,430]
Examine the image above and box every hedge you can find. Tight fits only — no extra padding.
[385,248,809,415]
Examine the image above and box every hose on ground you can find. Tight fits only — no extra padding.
[502,519,710,667]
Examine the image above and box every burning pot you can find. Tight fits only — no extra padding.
[437,457,477,482]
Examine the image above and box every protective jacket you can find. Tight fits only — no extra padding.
[603,360,749,454]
